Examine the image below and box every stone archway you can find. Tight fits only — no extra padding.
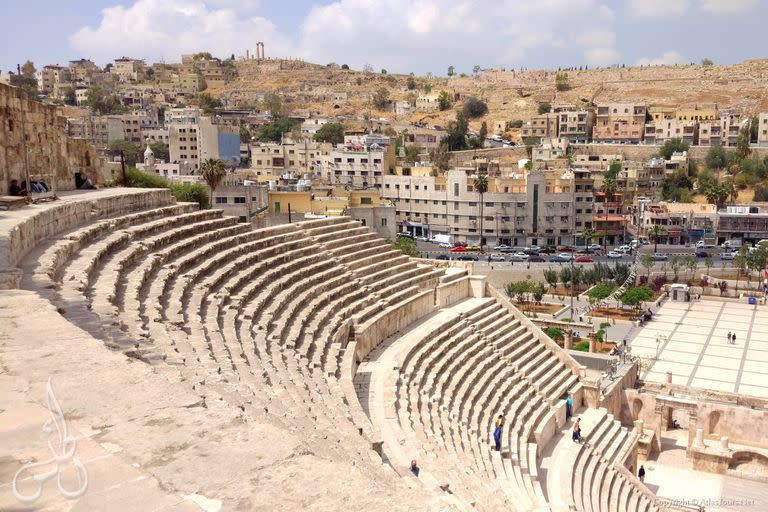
[654,394,698,451]
[632,398,643,421]
[708,410,722,436]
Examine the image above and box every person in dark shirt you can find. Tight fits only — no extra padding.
[9,179,26,196]
[638,465,645,482]
[410,459,419,477]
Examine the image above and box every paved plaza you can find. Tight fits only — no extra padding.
[631,299,768,398]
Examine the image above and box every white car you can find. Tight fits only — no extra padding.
[493,244,511,251]
[720,251,736,260]
[588,244,602,251]
[556,252,573,261]
[414,236,428,242]
[489,254,506,262]
[607,250,623,259]
[617,245,632,254]
[439,243,452,248]
[508,252,529,262]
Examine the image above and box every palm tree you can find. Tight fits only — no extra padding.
[199,158,227,195]
[648,225,668,253]
[473,174,489,251]
[579,228,596,249]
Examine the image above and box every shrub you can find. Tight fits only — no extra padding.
[170,182,209,209]
[638,275,648,285]
[125,167,168,188]
[545,327,565,342]
[461,97,488,118]
[650,275,668,292]
[573,341,590,352]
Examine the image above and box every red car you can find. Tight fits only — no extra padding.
[450,246,468,252]
[558,245,576,252]
[575,256,594,263]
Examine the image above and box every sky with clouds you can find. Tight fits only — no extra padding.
[1,0,765,76]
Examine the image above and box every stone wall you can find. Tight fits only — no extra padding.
[0,83,105,194]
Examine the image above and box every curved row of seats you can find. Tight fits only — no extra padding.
[571,411,657,512]
[23,205,446,475]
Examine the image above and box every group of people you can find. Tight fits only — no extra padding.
[727,331,738,345]
[9,179,49,196]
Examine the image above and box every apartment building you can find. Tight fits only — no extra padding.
[66,115,125,148]
[757,113,768,147]
[118,112,158,144]
[249,139,330,177]
[697,121,722,146]
[520,113,558,139]
[144,128,169,145]
[648,106,718,123]
[721,112,745,147]
[555,107,595,143]
[639,204,690,245]
[68,59,101,81]
[593,103,647,143]
[169,116,240,169]
[212,174,269,223]
[38,65,70,94]
[644,118,697,145]
[381,168,585,247]
[402,128,442,154]
[415,93,440,111]
[321,135,396,188]
[717,204,768,244]
[112,58,145,82]
[178,73,204,95]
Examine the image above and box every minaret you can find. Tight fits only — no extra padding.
[144,138,156,174]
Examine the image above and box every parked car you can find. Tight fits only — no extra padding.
[439,242,453,248]
[456,254,478,261]
[576,247,596,254]
[466,245,482,251]
[523,247,541,255]
[527,255,546,263]
[695,250,709,258]
[540,245,557,254]
[489,254,506,262]
[509,252,529,262]
[588,244,602,251]
[549,254,571,263]
[720,251,736,260]
[453,241,467,247]
[653,253,669,261]
[696,240,717,249]
[575,256,594,263]
[435,254,450,260]
[558,245,576,252]
[498,246,516,253]
[449,246,468,252]
[607,250,623,259]
[397,232,414,239]
[414,235,428,242]
[616,245,632,254]
[493,244,511,251]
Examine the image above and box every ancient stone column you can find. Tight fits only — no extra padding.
[694,428,704,447]
[666,371,672,383]
[588,338,595,352]
[634,419,644,434]
[720,436,729,450]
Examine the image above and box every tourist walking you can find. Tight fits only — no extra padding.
[410,459,420,477]
[493,422,503,452]
[638,465,645,482]
[572,418,582,443]
[727,332,732,344]
[732,333,737,345]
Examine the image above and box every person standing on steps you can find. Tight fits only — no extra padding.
[638,465,645,482]
[732,333,737,345]
[566,394,573,421]
[410,459,420,477]
[728,332,732,344]
[493,421,503,452]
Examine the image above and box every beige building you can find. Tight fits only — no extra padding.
[38,65,70,95]
[321,135,396,189]
[249,139,330,177]
[415,92,440,111]
[381,167,589,246]
[212,174,269,223]
[644,118,697,145]
[758,113,768,147]
[720,112,744,146]
[697,121,722,146]
[593,103,646,143]
[521,113,558,140]
[112,57,145,82]
[554,107,595,143]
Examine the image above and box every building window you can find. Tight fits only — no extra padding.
[215,197,228,204]
[234,197,246,204]
[381,218,387,227]
[361,197,372,205]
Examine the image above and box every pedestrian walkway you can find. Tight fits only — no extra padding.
[630,300,768,398]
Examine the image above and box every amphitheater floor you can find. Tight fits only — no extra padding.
[643,430,768,511]
[630,299,768,398]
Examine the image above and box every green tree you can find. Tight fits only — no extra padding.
[705,143,727,170]
[438,90,452,111]
[754,184,768,202]
[240,126,251,143]
[406,76,416,90]
[746,246,768,288]
[109,140,142,167]
[531,282,546,304]
[381,68,387,74]
[669,255,682,280]
[313,122,345,144]
[704,255,714,277]
[423,84,432,94]
[462,97,488,118]
[473,174,489,250]
[619,286,653,309]
[341,64,349,70]
[443,111,469,151]
[736,124,751,161]
[579,228,597,248]
[404,145,420,162]
[84,87,126,114]
[641,252,655,278]
[372,88,390,110]
[149,141,170,162]
[605,160,621,181]
[479,121,488,141]
[193,52,213,61]
[702,181,733,208]
[537,101,551,115]
[543,268,559,289]
[545,327,565,343]
[588,283,615,302]
[430,142,450,171]
[682,254,698,279]
[257,118,297,142]
[21,60,36,77]
[447,65,455,77]
[659,138,690,159]
[473,65,481,76]
[733,246,749,289]
[197,92,222,114]
[199,158,227,194]
[555,72,570,91]
[9,73,38,99]
[263,93,283,117]
[701,58,714,66]
[648,225,668,253]
[63,88,77,106]
[390,236,420,257]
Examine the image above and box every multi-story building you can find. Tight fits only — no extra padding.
[178,73,204,95]
[649,106,718,123]
[521,113,558,139]
[381,167,584,247]
[166,107,201,125]
[300,117,328,135]
[592,189,627,246]
[169,116,240,169]
[554,107,595,143]
[697,121,722,146]
[716,204,768,245]
[212,174,269,223]
[321,135,396,189]
[68,59,101,81]
[721,112,745,147]
[402,128,442,154]
[38,65,70,95]
[593,103,647,143]
[643,118,697,145]
[117,112,158,144]
[144,128,169,145]
[112,57,145,82]
[66,115,125,148]
[639,204,691,245]
[415,92,440,111]
[249,139,330,177]
[757,113,768,147]
[198,60,236,88]
[169,124,200,168]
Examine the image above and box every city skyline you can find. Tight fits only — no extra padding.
[1,0,767,76]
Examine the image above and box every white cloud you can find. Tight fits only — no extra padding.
[635,51,686,66]
[69,0,293,64]
[699,0,758,13]
[629,0,690,17]
[585,47,620,66]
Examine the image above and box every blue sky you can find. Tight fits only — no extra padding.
[1,0,766,76]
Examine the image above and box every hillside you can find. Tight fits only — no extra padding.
[218,58,768,135]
